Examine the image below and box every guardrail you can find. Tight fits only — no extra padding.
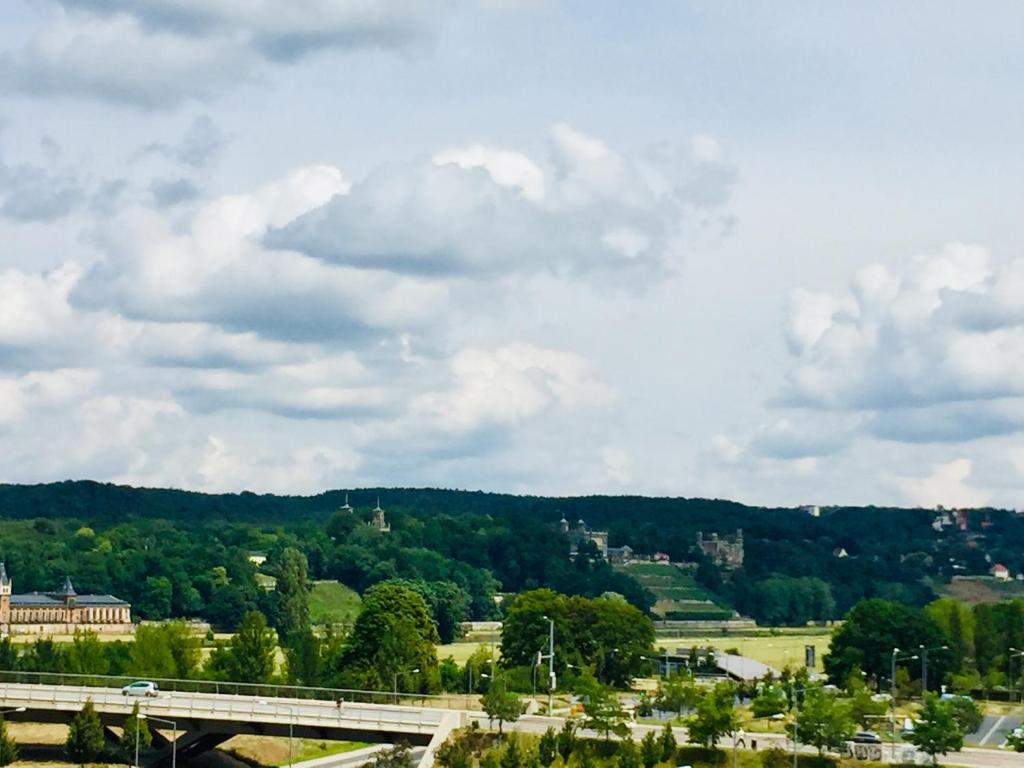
[0,670,483,712]
[0,681,450,733]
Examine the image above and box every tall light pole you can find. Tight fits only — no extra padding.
[541,615,555,713]
[258,700,296,768]
[890,648,918,760]
[139,714,177,768]
[918,645,948,697]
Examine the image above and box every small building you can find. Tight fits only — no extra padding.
[0,565,132,636]
[991,563,1011,581]
[832,547,849,558]
[606,545,634,564]
[652,551,671,563]
[247,552,268,567]
[801,505,821,518]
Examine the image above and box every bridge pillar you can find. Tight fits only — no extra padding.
[147,728,230,767]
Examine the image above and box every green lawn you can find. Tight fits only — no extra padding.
[619,562,733,619]
[309,580,362,625]
[437,641,496,664]
[662,632,833,671]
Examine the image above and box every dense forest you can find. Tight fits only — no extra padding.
[1,481,1022,629]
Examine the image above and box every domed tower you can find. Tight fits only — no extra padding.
[0,562,11,629]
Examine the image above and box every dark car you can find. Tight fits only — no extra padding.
[851,731,882,744]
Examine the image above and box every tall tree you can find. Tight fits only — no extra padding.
[537,727,557,768]
[685,683,739,749]
[207,610,277,683]
[639,731,660,768]
[906,694,963,766]
[0,716,18,767]
[576,673,628,740]
[65,630,109,676]
[336,582,438,691]
[275,547,311,639]
[66,700,104,766]
[285,628,323,687]
[792,687,854,756]
[481,674,522,735]
[120,702,151,763]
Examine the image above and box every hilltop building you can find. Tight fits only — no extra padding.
[561,516,608,558]
[801,505,821,517]
[0,564,132,636]
[696,530,745,570]
[371,498,391,533]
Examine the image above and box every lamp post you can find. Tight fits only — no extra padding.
[139,714,177,768]
[393,667,420,705]
[918,645,948,697]
[258,700,296,768]
[890,648,918,760]
[541,615,555,713]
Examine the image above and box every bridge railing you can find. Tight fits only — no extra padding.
[0,670,483,711]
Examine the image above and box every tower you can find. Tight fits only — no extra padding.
[559,515,569,534]
[0,563,11,628]
[60,576,76,627]
[340,493,353,513]
[371,498,390,533]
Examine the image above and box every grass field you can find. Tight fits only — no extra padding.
[619,562,733,619]
[309,580,362,625]
[223,735,367,766]
[437,641,496,664]
[662,631,833,672]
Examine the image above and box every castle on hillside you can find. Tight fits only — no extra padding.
[371,498,391,533]
[696,530,745,570]
[0,564,132,636]
[561,516,608,558]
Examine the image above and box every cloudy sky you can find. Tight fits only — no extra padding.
[1,1,1023,507]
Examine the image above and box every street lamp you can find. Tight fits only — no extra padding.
[541,615,555,713]
[258,700,296,768]
[890,648,918,760]
[918,645,948,696]
[0,708,25,715]
[139,714,177,768]
[393,667,420,705]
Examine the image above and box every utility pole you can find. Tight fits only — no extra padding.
[541,615,555,713]
[918,645,947,697]
[891,648,918,760]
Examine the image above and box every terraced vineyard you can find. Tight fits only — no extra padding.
[620,562,734,619]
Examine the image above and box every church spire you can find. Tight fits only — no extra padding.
[0,562,9,585]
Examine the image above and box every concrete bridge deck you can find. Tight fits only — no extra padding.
[0,681,462,766]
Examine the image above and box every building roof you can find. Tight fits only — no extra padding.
[10,591,128,607]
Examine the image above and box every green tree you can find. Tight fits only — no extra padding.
[685,683,738,749]
[335,582,438,691]
[65,700,104,765]
[65,630,109,676]
[906,694,963,765]
[751,684,788,719]
[824,599,952,686]
[579,677,628,740]
[537,727,557,768]
[639,731,660,768]
[0,716,18,767]
[207,610,277,683]
[501,735,522,768]
[127,624,176,679]
[481,674,522,735]
[1007,728,1024,752]
[275,547,311,640]
[120,702,151,763]
[655,671,699,715]
[373,742,412,768]
[792,687,853,756]
[618,738,640,768]
[557,720,576,764]
[284,628,323,686]
[658,722,677,762]
[945,696,982,736]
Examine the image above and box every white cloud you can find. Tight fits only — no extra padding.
[601,446,633,484]
[892,458,990,509]
[411,343,613,431]
[273,124,735,283]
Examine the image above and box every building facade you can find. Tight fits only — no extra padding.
[0,564,132,636]
[561,516,608,558]
[696,530,745,569]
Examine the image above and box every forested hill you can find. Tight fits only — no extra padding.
[1,481,1023,629]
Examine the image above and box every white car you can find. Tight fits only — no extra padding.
[121,681,159,697]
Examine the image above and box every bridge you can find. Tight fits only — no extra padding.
[0,677,464,768]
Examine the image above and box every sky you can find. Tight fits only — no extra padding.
[1,1,1023,508]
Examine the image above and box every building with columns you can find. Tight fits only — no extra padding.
[0,564,132,636]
